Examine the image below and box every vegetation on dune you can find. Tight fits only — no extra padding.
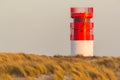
[0,53,119,80]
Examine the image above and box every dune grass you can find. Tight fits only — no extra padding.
[0,52,119,80]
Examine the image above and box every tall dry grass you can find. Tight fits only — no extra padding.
[0,52,119,80]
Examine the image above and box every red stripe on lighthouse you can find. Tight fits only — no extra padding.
[70,22,94,40]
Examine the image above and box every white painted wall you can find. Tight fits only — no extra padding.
[71,40,93,56]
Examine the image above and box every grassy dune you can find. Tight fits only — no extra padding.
[0,52,120,80]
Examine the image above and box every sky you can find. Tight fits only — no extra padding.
[0,0,120,56]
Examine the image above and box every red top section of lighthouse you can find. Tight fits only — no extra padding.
[70,7,94,40]
[71,7,93,18]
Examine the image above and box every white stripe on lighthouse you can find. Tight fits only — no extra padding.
[71,40,93,56]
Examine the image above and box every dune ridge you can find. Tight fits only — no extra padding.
[0,52,120,80]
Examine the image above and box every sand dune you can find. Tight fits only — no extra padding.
[0,53,120,80]
[14,75,74,80]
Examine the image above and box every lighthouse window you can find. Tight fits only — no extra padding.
[90,30,93,34]
[80,30,83,32]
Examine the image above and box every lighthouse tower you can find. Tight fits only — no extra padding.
[70,7,94,56]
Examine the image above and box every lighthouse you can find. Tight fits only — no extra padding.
[70,7,94,56]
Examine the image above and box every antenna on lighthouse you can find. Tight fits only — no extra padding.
[70,7,94,57]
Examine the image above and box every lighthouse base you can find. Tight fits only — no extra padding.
[71,40,93,56]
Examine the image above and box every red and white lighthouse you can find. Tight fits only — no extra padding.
[70,7,94,56]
